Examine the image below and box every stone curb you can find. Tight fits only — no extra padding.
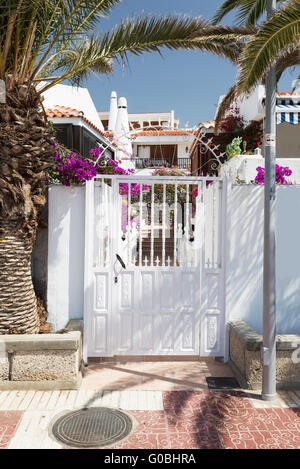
[0,371,82,390]
[0,331,81,352]
[230,320,300,351]
[0,321,83,389]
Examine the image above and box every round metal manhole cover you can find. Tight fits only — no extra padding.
[50,407,133,448]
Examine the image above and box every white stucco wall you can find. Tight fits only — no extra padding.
[47,183,300,335]
[47,185,85,330]
[221,155,300,184]
[229,184,300,334]
[42,83,104,132]
[215,85,265,123]
[177,142,191,159]
[237,85,265,122]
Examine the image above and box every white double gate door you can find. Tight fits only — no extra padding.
[84,175,228,359]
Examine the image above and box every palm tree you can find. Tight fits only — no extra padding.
[0,0,253,334]
[213,0,300,128]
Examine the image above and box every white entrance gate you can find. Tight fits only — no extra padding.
[84,175,229,359]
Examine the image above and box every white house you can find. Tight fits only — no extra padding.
[216,85,300,159]
[212,85,300,183]
[43,84,127,161]
[98,92,194,173]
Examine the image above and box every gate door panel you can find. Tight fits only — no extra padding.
[84,175,226,358]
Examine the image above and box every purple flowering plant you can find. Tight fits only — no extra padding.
[255,165,293,185]
[48,142,148,197]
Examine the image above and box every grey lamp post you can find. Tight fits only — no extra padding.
[262,0,277,401]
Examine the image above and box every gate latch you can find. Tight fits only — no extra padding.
[114,254,126,284]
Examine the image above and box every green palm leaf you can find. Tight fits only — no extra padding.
[237,0,300,92]
[275,46,300,81]
[215,46,300,128]
[39,16,252,92]
[212,0,284,25]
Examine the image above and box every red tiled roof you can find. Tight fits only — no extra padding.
[104,129,196,138]
[188,121,215,152]
[45,105,108,139]
[198,120,215,129]
[131,129,195,137]
[46,105,132,155]
[277,92,300,96]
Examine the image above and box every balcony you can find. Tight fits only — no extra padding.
[133,157,191,170]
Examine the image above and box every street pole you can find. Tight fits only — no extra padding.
[262,0,277,401]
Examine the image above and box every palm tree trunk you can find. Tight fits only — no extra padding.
[0,220,39,333]
[0,79,53,334]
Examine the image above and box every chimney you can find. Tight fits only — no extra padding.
[115,97,130,137]
[108,91,117,132]
[115,96,133,159]
[170,110,175,129]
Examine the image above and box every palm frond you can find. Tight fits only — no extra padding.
[276,46,300,81]
[0,0,122,79]
[212,0,248,24]
[39,15,251,92]
[237,0,269,25]
[237,0,300,93]
[43,37,113,86]
[191,24,256,63]
[192,23,256,37]
[212,0,284,25]
[32,0,122,78]
[215,45,300,128]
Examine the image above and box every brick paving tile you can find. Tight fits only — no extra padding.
[112,433,170,450]
[218,429,300,450]
[162,390,210,411]
[161,392,300,450]
[129,410,168,434]
[0,411,23,449]
[2,391,300,449]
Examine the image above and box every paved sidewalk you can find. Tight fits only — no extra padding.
[0,359,299,449]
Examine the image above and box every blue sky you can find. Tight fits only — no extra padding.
[81,0,296,127]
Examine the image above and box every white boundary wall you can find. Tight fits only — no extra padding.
[229,184,300,334]
[47,185,85,330]
[47,183,300,336]
[221,155,300,185]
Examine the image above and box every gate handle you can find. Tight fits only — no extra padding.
[114,254,126,284]
[116,254,126,270]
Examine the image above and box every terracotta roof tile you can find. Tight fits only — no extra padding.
[188,121,215,153]
[45,105,107,138]
[277,92,300,96]
[46,105,135,157]
[132,129,195,137]
[198,120,215,129]
[106,129,195,138]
